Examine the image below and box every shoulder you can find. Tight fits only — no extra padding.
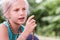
[0,23,8,35]
[0,23,9,40]
[0,23,8,31]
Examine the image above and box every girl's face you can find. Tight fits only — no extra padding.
[8,0,28,25]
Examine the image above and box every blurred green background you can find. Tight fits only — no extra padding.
[0,0,60,37]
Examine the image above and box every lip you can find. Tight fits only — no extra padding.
[18,17,25,21]
[19,17,24,19]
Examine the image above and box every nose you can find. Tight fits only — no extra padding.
[19,10,23,14]
[18,9,24,16]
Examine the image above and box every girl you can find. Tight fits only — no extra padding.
[0,0,39,40]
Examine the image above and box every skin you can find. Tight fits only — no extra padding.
[0,0,36,40]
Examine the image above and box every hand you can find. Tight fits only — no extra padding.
[17,15,37,40]
[24,15,37,34]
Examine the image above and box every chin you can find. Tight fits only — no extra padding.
[17,21,25,25]
[20,22,24,24]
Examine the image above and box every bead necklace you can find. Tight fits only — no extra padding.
[7,20,34,40]
[7,21,22,40]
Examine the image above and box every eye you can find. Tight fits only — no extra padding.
[22,8,26,11]
[14,8,19,12]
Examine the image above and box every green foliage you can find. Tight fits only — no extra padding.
[0,11,5,23]
[28,0,60,37]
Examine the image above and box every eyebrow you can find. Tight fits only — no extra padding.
[13,6,27,9]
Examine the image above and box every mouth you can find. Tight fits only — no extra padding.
[18,17,25,22]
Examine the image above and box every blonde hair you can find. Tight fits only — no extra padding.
[0,0,29,14]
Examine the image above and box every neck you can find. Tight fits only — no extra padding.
[8,20,20,34]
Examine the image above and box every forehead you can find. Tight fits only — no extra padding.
[11,0,27,9]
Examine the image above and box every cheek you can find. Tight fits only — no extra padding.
[25,13,27,16]
[10,15,17,20]
[24,11,27,16]
[10,12,18,19]
[24,13,27,21]
[24,12,27,18]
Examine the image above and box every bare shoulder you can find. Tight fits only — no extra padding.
[0,23,8,31]
[0,23,9,40]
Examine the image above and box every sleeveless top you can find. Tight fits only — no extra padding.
[3,21,24,40]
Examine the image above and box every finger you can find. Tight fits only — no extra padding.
[31,23,36,26]
[27,15,34,22]
[32,24,37,29]
[30,19,36,24]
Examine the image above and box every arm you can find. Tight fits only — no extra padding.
[17,15,37,40]
[17,30,29,40]
[0,24,9,40]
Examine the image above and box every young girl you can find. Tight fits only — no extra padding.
[0,0,39,40]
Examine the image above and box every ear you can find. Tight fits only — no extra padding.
[3,12,10,19]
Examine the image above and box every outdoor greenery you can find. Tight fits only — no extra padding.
[27,0,60,37]
[0,0,60,37]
